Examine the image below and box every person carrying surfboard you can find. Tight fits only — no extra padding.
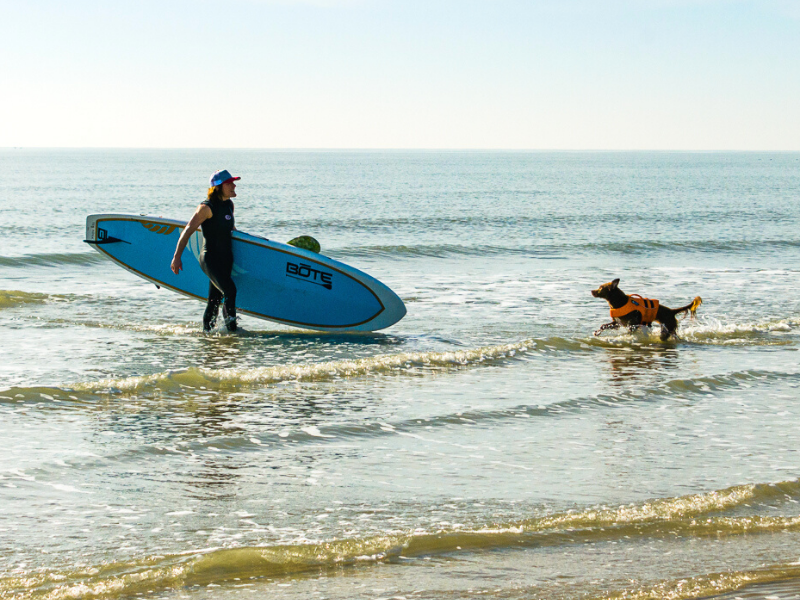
[171,169,240,332]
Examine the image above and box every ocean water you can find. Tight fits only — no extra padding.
[2,150,800,600]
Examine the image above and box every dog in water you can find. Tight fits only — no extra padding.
[591,279,702,341]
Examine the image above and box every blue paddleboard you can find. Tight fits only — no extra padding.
[85,214,406,331]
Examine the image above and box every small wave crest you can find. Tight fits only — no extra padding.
[0,340,549,401]
[595,316,800,347]
[333,244,559,259]
[517,480,800,531]
[2,333,797,406]
[36,317,203,336]
[0,252,102,268]
[594,563,800,600]
[587,239,800,256]
[0,290,51,309]
[72,339,550,392]
[331,239,800,260]
[680,316,800,345]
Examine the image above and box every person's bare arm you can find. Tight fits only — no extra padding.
[171,204,212,274]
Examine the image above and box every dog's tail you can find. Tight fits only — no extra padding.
[675,296,703,319]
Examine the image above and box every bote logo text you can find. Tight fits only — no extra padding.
[286,262,333,290]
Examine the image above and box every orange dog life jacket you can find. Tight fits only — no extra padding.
[609,294,660,325]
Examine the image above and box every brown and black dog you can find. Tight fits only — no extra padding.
[591,279,702,340]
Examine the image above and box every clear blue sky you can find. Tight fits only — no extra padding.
[2,0,798,149]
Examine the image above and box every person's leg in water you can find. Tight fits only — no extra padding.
[201,256,238,332]
[203,282,223,332]
[217,273,237,331]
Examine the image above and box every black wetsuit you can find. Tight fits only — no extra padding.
[199,198,236,331]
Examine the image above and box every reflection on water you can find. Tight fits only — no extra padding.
[602,345,681,386]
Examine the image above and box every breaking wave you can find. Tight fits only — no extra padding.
[596,315,800,347]
[0,340,546,401]
[1,330,798,405]
[0,290,52,309]
[0,252,102,268]
[593,565,800,600]
[331,239,800,260]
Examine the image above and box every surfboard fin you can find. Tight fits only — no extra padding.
[287,236,321,253]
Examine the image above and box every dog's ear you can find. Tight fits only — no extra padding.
[611,278,620,288]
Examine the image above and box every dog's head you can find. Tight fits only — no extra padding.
[591,278,620,299]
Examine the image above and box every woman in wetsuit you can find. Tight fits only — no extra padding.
[171,169,240,332]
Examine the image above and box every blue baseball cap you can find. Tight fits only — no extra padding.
[209,169,241,187]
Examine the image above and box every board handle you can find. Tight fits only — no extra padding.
[84,237,130,245]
